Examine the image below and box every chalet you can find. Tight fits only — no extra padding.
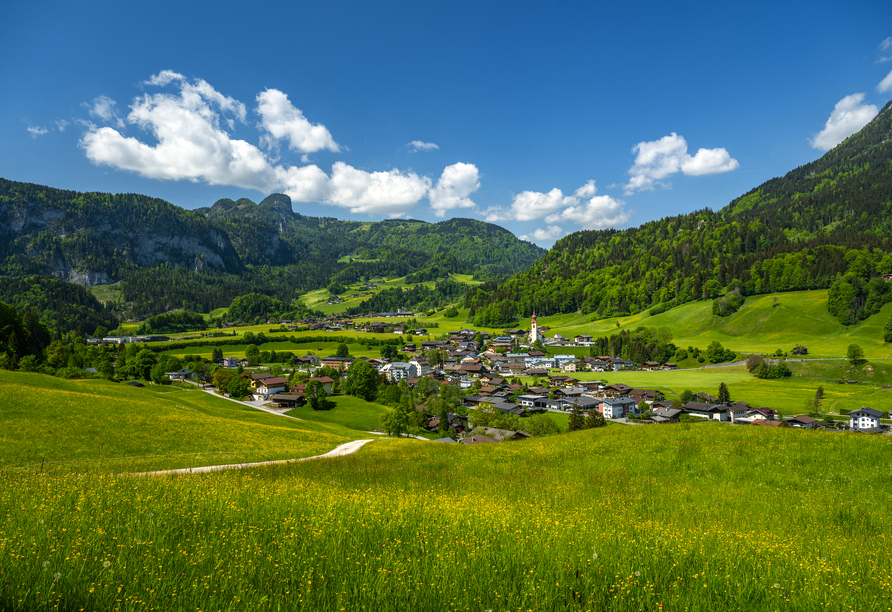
[254,377,289,400]
[574,334,593,345]
[747,407,778,421]
[525,368,549,377]
[727,402,751,423]
[627,389,664,404]
[848,407,884,431]
[784,415,819,429]
[461,435,498,444]
[642,361,661,371]
[222,357,240,368]
[604,383,633,397]
[694,392,719,404]
[249,372,273,383]
[599,397,639,419]
[682,401,729,421]
[553,388,584,400]
[648,407,682,423]
[661,362,678,370]
[459,363,488,377]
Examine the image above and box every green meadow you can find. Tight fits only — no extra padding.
[0,371,364,474]
[2,417,891,611]
[284,394,392,432]
[535,290,892,360]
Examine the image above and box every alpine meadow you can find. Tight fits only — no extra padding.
[3,4,892,611]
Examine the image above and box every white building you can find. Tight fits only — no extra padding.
[380,362,417,382]
[849,407,883,431]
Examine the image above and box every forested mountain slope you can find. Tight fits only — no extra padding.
[467,99,892,325]
[194,195,546,274]
[0,179,242,282]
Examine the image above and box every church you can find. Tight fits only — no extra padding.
[528,312,545,344]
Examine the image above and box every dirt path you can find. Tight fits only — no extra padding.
[133,439,374,476]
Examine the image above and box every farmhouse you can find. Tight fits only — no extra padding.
[848,407,884,431]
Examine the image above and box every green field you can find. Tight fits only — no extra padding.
[285,394,392,431]
[0,371,362,474]
[3,420,891,611]
[534,290,892,359]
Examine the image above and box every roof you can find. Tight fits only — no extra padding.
[258,377,288,386]
[849,407,884,418]
[460,435,498,444]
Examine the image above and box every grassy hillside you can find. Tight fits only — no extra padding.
[0,371,362,473]
[533,289,892,359]
[3,425,891,611]
[285,395,392,432]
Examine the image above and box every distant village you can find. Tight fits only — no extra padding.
[156,313,889,442]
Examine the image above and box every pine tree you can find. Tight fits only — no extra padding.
[718,382,731,404]
[568,404,585,431]
[585,410,606,429]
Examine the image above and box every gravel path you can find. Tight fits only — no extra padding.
[133,439,374,476]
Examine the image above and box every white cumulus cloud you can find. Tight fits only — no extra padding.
[878,69,892,93]
[624,133,739,194]
[428,162,480,217]
[256,89,339,154]
[327,162,431,217]
[545,195,630,230]
[519,226,564,242]
[83,95,125,128]
[408,140,439,152]
[485,180,630,232]
[879,37,892,63]
[810,93,878,151]
[27,125,48,137]
[77,71,464,217]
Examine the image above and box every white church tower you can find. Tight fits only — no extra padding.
[529,312,539,344]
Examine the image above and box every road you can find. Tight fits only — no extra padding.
[132,439,374,476]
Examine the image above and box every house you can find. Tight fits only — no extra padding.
[727,402,751,423]
[785,415,819,429]
[467,427,530,442]
[409,357,431,377]
[747,407,778,421]
[254,377,289,400]
[574,334,593,346]
[321,356,353,370]
[661,362,678,370]
[516,394,546,408]
[649,407,682,423]
[380,362,415,382]
[682,401,729,421]
[269,393,304,408]
[461,435,498,444]
[599,397,639,419]
[752,419,785,427]
[627,389,664,404]
[310,376,335,396]
[848,407,884,431]
[222,357,240,368]
[642,361,661,371]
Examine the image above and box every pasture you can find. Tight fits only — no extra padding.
[2,424,891,611]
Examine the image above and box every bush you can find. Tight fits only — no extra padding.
[745,355,764,372]
[443,307,459,318]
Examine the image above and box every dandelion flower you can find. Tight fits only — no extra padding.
[53,573,61,580]
[43,561,49,568]
[635,571,641,576]
[103,561,111,568]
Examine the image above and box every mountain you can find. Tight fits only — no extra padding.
[467,99,892,326]
[0,178,242,283]
[193,194,546,275]
[0,179,544,319]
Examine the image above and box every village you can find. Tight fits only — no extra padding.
[173,313,889,442]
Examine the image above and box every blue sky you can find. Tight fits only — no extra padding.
[2,0,891,246]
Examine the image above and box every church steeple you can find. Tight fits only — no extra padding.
[529,311,538,344]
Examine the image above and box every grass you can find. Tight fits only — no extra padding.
[3,425,892,611]
[0,371,363,474]
[158,341,384,361]
[535,290,892,359]
[284,394,392,432]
